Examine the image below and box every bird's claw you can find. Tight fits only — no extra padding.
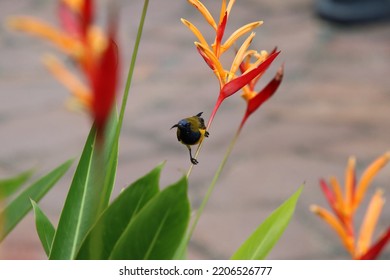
[191,157,199,165]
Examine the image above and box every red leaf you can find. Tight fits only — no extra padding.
[58,0,94,39]
[239,59,247,75]
[320,178,336,208]
[239,64,283,129]
[91,30,119,135]
[58,1,81,37]
[319,177,345,224]
[252,47,278,87]
[270,47,278,55]
[215,12,227,57]
[196,45,215,71]
[81,0,94,37]
[246,65,283,115]
[359,226,390,260]
[239,47,278,88]
[220,51,280,99]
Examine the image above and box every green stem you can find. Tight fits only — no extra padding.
[186,127,242,243]
[117,0,149,135]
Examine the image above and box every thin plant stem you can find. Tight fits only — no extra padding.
[186,126,242,242]
[97,0,149,208]
[117,0,149,136]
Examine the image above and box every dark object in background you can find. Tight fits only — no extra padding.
[315,0,390,23]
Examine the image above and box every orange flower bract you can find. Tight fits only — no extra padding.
[311,152,390,259]
[7,0,119,136]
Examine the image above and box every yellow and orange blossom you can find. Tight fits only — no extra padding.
[182,0,263,89]
[6,0,107,111]
[311,152,390,259]
[182,0,281,131]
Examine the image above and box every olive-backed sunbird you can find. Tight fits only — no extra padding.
[171,112,209,165]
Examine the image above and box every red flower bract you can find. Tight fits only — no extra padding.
[221,51,280,99]
[359,227,390,260]
[91,27,119,136]
[239,63,283,130]
[58,0,93,38]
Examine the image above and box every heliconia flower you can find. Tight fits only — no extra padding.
[231,48,283,131]
[7,0,118,137]
[7,0,107,76]
[311,152,390,259]
[182,0,270,128]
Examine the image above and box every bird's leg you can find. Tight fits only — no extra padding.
[187,146,198,165]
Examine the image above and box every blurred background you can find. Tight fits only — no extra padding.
[0,0,389,259]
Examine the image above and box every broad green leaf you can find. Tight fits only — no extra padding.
[50,113,119,260]
[231,186,303,260]
[31,200,55,256]
[109,176,190,260]
[0,160,72,242]
[76,163,163,259]
[0,169,34,200]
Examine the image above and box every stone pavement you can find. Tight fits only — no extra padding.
[0,0,390,259]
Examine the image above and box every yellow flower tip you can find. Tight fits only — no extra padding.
[181,19,209,49]
[376,188,384,196]
[42,53,58,66]
[87,26,108,58]
[181,18,189,25]
[5,16,28,31]
[354,152,390,210]
[62,0,83,13]
[276,65,284,81]
[348,156,356,167]
[260,50,268,57]
[310,205,320,213]
[241,90,256,102]
[194,41,202,49]
[188,0,217,30]
[221,22,261,54]
[228,32,257,81]
[65,97,88,113]
[255,21,264,27]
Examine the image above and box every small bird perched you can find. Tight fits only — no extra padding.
[171,112,209,165]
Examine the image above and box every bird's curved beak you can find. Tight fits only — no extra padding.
[170,124,178,130]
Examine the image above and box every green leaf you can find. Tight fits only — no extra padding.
[100,110,119,211]
[50,113,119,260]
[31,200,55,256]
[0,169,34,200]
[0,160,72,242]
[109,176,190,260]
[172,237,188,260]
[76,163,163,259]
[231,186,303,260]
